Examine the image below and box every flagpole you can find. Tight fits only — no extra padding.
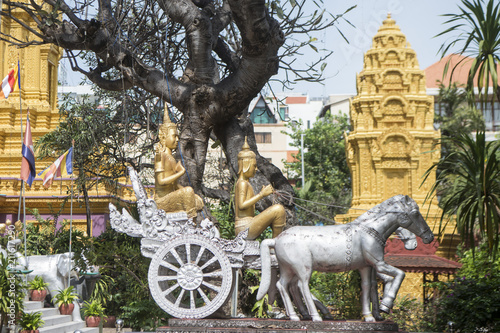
[16,57,27,261]
[68,140,75,287]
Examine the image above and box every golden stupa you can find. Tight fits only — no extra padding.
[337,14,459,298]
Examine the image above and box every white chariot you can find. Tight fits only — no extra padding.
[109,167,272,319]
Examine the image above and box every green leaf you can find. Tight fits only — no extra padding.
[276,7,284,19]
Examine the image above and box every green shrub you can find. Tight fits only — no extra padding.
[0,253,26,333]
[310,271,361,319]
[87,227,169,328]
[120,298,167,331]
[430,244,500,332]
[384,296,436,332]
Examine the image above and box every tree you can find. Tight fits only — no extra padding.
[423,131,500,258]
[434,82,485,158]
[36,88,162,234]
[1,0,354,226]
[436,0,500,105]
[284,110,351,224]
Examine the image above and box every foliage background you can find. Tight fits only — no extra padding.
[284,110,351,225]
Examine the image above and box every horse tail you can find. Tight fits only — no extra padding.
[257,238,275,300]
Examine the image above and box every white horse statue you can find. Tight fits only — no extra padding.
[257,195,434,322]
[291,226,418,321]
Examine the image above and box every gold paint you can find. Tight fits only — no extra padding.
[154,109,203,218]
[338,14,442,224]
[234,137,285,240]
[337,14,457,299]
[0,9,135,225]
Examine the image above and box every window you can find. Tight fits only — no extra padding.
[255,132,272,143]
[434,102,442,117]
[279,106,289,120]
[493,102,500,131]
[250,107,277,124]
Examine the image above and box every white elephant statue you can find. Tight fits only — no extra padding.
[26,253,83,322]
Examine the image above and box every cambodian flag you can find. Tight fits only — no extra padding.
[20,113,36,186]
[38,147,73,188]
[0,67,18,99]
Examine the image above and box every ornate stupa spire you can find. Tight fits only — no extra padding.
[339,13,442,236]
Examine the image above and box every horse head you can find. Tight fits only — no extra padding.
[397,195,434,244]
[395,227,417,250]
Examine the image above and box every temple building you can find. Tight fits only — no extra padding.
[337,14,460,299]
[0,11,133,235]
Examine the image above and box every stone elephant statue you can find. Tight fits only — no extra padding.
[26,253,83,322]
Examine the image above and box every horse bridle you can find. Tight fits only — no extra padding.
[395,201,432,238]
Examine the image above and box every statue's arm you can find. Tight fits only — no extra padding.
[237,182,272,210]
[156,161,185,186]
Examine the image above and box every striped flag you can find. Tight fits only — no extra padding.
[38,147,73,188]
[20,113,36,186]
[0,67,18,99]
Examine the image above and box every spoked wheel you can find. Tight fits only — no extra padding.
[148,235,233,319]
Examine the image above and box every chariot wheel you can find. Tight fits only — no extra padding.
[148,234,233,319]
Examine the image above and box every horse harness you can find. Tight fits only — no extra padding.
[359,224,386,247]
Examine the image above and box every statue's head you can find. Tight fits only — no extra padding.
[238,137,256,177]
[159,108,179,150]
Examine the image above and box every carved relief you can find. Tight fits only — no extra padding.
[384,99,404,115]
[383,71,403,89]
[370,140,381,159]
[378,128,414,158]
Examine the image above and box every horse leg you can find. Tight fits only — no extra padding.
[287,277,310,320]
[373,261,405,313]
[313,297,334,321]
[359,267,375,322]
[297,276,322,321]
[276,269,300,321]
[370,268,384,321]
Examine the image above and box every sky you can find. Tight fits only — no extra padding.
[269,0,465,96]
[60,0,465,97]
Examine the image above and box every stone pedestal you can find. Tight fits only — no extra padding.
[158,318,402,332]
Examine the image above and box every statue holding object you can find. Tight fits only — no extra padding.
[234,137,286,240]
[154,110,204,219]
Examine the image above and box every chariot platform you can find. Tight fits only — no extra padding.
[157,318,402,333]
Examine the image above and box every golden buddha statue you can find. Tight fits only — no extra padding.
[234,138,286,240]
[154,111,204,218]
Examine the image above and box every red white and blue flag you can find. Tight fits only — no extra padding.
[38,147,73,188]
[20,113,36,186]
[0,66,19,99]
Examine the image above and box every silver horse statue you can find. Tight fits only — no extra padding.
[292,226,418,321]
[257,195,434,322]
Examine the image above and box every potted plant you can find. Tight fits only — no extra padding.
[89,275,117,327]
[82,300,105,327]
[52,286,79,315]
[28,276,49,302]
[18,311,44,333]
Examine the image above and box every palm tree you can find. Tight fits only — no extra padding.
[423,132,500,257]
[436,0,500,105]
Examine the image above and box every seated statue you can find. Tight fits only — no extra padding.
[234,137,285,240]
[154,111,203,218]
